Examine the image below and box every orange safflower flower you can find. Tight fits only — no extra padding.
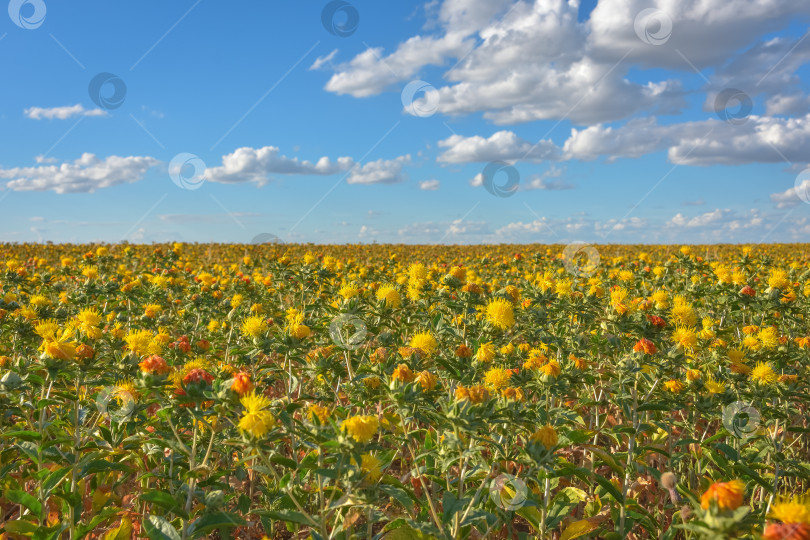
[701,480,745,511]
[633,338,657,355]
[231,372,254,396]
[139,354,169,375]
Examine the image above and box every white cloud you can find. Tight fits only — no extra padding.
[398,221,444,238]
[667,115,810,166]
[562,114,810,166]
[594,217,648,233]
[348,155,411,185]
[397,218,491,240]
[358,224,379,239]
[445,113,810,169]
[562,117,678,161]
[444,218,490,237]
[668,209,731,228]
[0,153,159,193]
[522,165,573,190]
[771,180,810,208]
[25,104,108,120]
[324,36,470,98]
[419,179,440,190]
[496,218,561,236]
[319,0,688,125]
[588,0,810,69]
[766,93,810,116]
[319,0,809,128]
[205,146,355,185]
[310,49,339,71]
[438,130,560,163]
[703,32,810,113]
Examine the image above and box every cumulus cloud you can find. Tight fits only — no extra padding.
[398,218,490,240]
[445,113,810,169]
[318,0,810,131]
[438,131,560,163]
[320,0,514,97]
[347,155,411,185]
[662,208,788,239]
[562,114,810,166]
[358,224,379,239]
[588,0,809,69]
[25,104,108,120]
[0,153,159,193]
[766,93,810,116]
[205,146,355,185]
[419,179,440,190]
[668,209,731,228]
[771,179,810,208]
[522,166,574,190]
[703,31,810,114]
[562,117,680,161]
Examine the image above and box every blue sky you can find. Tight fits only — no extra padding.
[2,0,809,244]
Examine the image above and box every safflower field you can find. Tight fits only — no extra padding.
[0,242,808,540]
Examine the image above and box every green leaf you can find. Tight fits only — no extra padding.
[3,519,39,535]
[441,491,468,524]
[0,430,42,441]
[382,524,438,539]
[42,467,72,498]
[33,523,69,540]
[547,487,587,527]
[141,489,188,519]
[5,489,43,516]
[560,518,602,540]
[79,459,132,477]
[515,506,543,531]
[262,509,314,526]
[586,447,624,475]
[104,518,132,540]
[734,462,771,493]
[592,474,623,504]
[313,468,339,479]
[76,508,118,538]
[380,484,415,513]
[15,441,41,464]
[143,515,181,540]
[269,455,298,469]
[637,402,673,412]
[187,512,246,538]
[713,443,739,462]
